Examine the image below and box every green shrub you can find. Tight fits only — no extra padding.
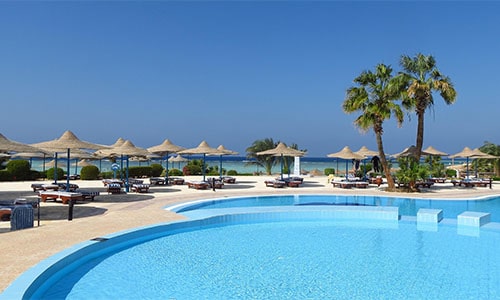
[100,171,116,179]
[324,168,335,175]
[127,166,153,178]
[150,164,164,177]
[227,170,238,176]
[6,160,32,181]
[168,168,183,176]
[183,164,202,175]
[47,167,64,180]
[445,169,458,178]
[81,165,100,180]
[0,170,11,181]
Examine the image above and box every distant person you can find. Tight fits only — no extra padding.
[371,156,381,173]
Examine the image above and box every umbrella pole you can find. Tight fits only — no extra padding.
[345,160,348,181]
[54,152,58,184]
[43,153,46,173]
[466,157,469,179]
[202,153,206,181]
[280,154,284,180]
[126,155,130,192]
[219,155,223,179]
[165,152,169,184]
[66,148,70,191]
[120,155,124,181]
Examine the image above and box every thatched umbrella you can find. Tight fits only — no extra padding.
[423,146,448,157]
[449,147,486,179]
[178,141,220,181]
[98,140,151,191]
[392,145,434,159]
[209,145,239,179]
[257,142,305,180]
[327,146,364,180]
[148,139,185,181]
[0,133,47,154]
[354,146,379,178]
[32,130,108,188]
[168,155,189,170]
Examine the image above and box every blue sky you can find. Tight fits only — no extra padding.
[1,1,499,157]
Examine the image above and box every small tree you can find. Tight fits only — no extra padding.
[150,163,164,177]
[47,167,64,180]
[80,165,100,180]
[6,160,32,181]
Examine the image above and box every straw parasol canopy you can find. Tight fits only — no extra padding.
[147,139,185,156]
[178,141,220,181]
[449,147,492,178]
[148,139,185,179]
[257,142,305,180]
[354,146,379,158]
[32,130,107,152]
[392,146,434,159]
[178,140,220,156]
[98,140,151,158]
[168,155,189,163]
[210,145,239,178]
[423,146,448,156]
[256,142,305,157]
[327,146,364,160]
[109,137,126,148]
[327,146,364,180]
[0,133,47,154]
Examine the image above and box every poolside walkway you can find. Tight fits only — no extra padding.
[1,176,499,292]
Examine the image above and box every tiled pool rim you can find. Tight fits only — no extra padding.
[4,199,500,299]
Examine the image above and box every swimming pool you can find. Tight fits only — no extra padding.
[171,194,500,222]
[3,195,500,299]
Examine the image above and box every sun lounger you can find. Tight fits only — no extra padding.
[57,183,79,192]
[265,180,286,188]
[131,184,150,193]
[429,177,446,183]
[80,191,100,201]
[128,179,144,185]
[150,177,166,185]
[168,177,185,185]
[415,181,434,188]
[107,183,122,194]
[331,181,354,189]
[0,207,12,221]
[102,179,124,187]
[207,178,224,189]
[39,191,83,204]
[187,181,209,190]
[222,176,236,183]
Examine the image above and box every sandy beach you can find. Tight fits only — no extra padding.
[1,175,499,293]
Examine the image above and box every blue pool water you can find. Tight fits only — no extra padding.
[173,194,500,222]
[37,220,500,299]
[5,195,500,299]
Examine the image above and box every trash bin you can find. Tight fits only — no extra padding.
[10,205,34,230]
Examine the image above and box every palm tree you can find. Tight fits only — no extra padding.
[343,64,404,190]
[399,53,457,160]
[246,138,278,175]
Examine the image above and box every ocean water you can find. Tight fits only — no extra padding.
[25,156,466,176]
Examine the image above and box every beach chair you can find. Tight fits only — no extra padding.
[131,184,150,193]
[107,183,122,194]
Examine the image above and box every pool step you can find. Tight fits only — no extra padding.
[416,209,443,232]
[457,211,491,227]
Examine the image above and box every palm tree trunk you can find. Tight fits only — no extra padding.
[374,129,395,189]
[415,108,425,160]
